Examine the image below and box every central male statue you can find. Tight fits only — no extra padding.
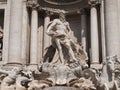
[46,12,77,64]
[45,12,88,66]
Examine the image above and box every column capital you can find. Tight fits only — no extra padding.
[44,10,53,17]
[80,8,87,15]
[88,0,100,7]
[27,0,39,9]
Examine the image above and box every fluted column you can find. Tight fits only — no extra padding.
[38,18,44,64]
[21,0,29,65]
[99,0,108,83]
[8,0,23,64]
[81,9,87,51]
[2,0,11,64]
[118,0,120,56]
[89,0,99,65]
[30,7,38,65]
[104,0,120,58]
[43,11,50,54]
[100,0,106,60]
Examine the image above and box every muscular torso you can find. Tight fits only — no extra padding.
[53,19,67,36]
[55,24,66,30]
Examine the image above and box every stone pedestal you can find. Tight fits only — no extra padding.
[8,0,23,64]
[30,8,38,65]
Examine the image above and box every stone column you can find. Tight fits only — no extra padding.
[30,7,38,65]
[43,11,50,54]
[2,0,11,64]
[38,18,44,64]
[8,0,23,64]
[80,9,87,51]
[21,0,29,65]
[104,0,120,58]
[100,0,106,60]
[89,0,99,65]
[118,0,120,55]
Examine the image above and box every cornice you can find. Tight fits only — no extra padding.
[43,0,83,5]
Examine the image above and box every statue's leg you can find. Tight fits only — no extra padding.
[64,41,77,62]
[55,38,64,64]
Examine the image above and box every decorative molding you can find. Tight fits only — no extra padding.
[88,0,100,7]
[80,8,87,15]
[27,0,39,9]
[40,6,66,15]
[44,0,83,5]
[0,0,7,2]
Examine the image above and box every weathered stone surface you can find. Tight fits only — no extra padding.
[30,8,38,65]
[8,0,23,64]
[90,2,99,64]
[43,86,79,90]
[105,0,120,57]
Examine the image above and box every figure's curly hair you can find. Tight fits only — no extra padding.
[59,12,66,22]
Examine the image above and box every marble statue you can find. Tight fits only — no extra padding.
[46,12,77,64]
[45,12,88,67]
